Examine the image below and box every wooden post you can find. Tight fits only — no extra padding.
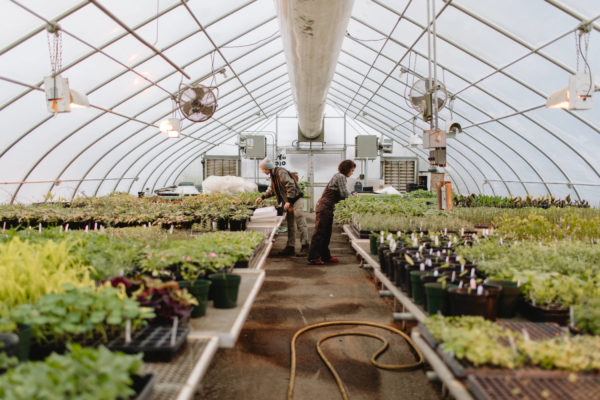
[436,181,453,210]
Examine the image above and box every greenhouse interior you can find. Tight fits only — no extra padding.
[1,0,599,399]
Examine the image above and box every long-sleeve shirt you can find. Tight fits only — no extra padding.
[329,172,350,200]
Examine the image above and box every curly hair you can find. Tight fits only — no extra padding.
[338,160,356,176]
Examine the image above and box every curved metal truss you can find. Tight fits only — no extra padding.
[0,0,599,203]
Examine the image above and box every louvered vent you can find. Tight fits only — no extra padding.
[204,158,239,178]
[382,159,416,192]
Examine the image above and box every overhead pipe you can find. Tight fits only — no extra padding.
[274,0,355,139]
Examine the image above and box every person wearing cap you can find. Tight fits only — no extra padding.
[255,158,309,256]
[307,159,356,265]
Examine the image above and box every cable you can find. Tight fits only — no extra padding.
[288,321,425,400]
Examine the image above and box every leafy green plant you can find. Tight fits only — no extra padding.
[9,285,154,346]
[0,344,143,400]
[573,299,600,335]
[425,315,600,371]
[0,237,94,313]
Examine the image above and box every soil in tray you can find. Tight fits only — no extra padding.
[467,370,600,400]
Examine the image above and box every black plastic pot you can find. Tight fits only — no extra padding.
[178,279,211,318]
[369,234,379,255]
[518,299,569,326]
[16,323,32,361]
[209,273,241,309]
[409,270,428,305]
[424,283,457,316]
[0,333,19,357]
[448,288,489,318]
[483,284,502,321]
[229,219,247,231]
[215,218,229,231]
[485,279,521,318]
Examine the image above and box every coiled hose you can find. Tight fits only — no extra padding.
[288,321,424,400]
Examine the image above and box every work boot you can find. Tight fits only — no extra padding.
[276,246,295,257]
[296,244,309,257]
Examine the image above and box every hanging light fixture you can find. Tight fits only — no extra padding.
[546,24,594,110]
[159,117,181,138]
[160,96,181,138]
[43,22,89,113]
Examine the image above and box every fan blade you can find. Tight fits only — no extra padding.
[193,86,206,100]
[182,101,193,117]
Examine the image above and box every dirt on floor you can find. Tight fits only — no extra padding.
[196,214,442,400]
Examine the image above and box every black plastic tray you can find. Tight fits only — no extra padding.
[130,374,155,400]
[108,325,190,362]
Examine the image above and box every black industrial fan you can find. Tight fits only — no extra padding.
[177,84,218,122]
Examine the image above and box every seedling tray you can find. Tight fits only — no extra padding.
[108,325,190,362]
[497,321,565,341]
[417,323,440,349]
[130,374,155,400]
[427,322,566,379]
[467,370,600,400]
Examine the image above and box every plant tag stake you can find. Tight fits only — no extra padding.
[65,223,69,232]
[100,225,105,232]
[425,258,432,267]
[420,263,425,272]
[125,319,132,344]
[94,222,98,231]
[380,231,385,244]
[460,228,464,236]
[171,317,178,346]
[476,284,483,295]
[469,278,477,290]
[522,328,530,342]
[433,269,439,277]
[507,333,517,354]
[85,225,89,233]
[451,271,456,282]
[458,280,464,289]
[444,228,447,236]
[470,268,476,278]
[2,221,4,231]
[570,306,575,327]
[434,236,439,246]
[499,237,503,246]
[38,223,42,233]
[170,224,174,234]
[460,264,465,273]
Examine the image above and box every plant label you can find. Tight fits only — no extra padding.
[420,263,425,271]
[125,319,132,343]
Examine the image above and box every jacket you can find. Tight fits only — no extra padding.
[261,167,303,204]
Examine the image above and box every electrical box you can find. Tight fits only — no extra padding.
[422,129,446,149]
[243,135,266,159]
[355,135,378,159]
[428,148,446,167]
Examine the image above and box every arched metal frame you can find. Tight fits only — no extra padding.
[0,0,599,203]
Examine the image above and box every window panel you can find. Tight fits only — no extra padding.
[219,19,280,61]
[353,0,403,36]
[0,1,45,48]
[453,0,577,47]
[62,5,124,49]
[65,53,126,95]
[477,71,545,110]
[133,6,198,52]
[205,0,275,47]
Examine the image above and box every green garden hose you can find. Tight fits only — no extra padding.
[288,321,424,400]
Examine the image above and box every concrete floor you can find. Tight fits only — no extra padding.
[196,215,441,400]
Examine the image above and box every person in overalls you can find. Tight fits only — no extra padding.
[255,158,309,256]
[307,160,356,265]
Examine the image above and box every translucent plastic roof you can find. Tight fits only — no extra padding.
[1,0,599,203]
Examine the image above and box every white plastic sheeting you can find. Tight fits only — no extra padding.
[0,0,598,204]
